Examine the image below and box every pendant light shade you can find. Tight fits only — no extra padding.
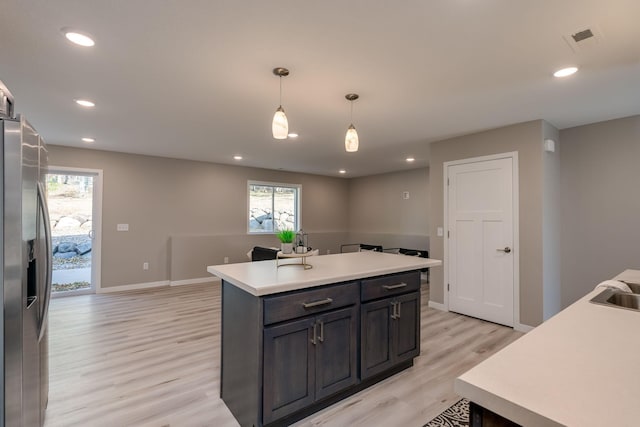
[272,67,290,139]
[345,93,359,152]
[272,106,288,139]
[345,124,358,152]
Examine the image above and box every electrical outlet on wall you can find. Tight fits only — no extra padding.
[143,262,149,270]
[224,257,229,264]
[403,191,410,200]
[327,249,331,255]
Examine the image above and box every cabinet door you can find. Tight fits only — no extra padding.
[263,317,316,424]
[393,292,420,364]
[315,306,359,400]
[361,299,393,379]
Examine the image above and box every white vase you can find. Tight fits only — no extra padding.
[281,242,293,254]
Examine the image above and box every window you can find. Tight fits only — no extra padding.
[248,181,301,233]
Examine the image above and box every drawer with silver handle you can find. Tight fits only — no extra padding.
[263,281,359,325]
[360,271,420,302]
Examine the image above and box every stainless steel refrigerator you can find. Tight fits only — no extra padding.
[1,80,52,426]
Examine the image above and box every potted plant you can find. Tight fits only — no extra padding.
[277,229,295,254]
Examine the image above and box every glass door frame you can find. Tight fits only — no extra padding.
[47,166,103,297]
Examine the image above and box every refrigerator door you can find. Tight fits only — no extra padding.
[37,140,52,422]
[2,117,25,427]
[21,117,42,427]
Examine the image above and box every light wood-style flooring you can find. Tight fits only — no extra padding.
[44,282,522,427]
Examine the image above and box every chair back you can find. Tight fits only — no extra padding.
[252,246,279,261]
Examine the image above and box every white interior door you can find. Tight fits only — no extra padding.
[447,156,514,326]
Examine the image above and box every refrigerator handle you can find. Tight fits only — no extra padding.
[37,182,53,341]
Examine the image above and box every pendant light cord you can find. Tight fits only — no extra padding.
[279,76,283,107]
[350,99,353,124]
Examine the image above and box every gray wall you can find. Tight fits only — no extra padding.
[560,115,640,307]
[542,122,561,320]
[429,120,546,327]
[49,146,350,288]
[347,168,430,251]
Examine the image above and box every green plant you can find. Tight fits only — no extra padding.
[276,229,295,243]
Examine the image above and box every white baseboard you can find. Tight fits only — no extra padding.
[96,280,170,293]
[514,322,535,333]
[170,277,220,286]
[428,300,447,311]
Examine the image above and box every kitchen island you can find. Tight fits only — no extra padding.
[207,251,441,427]
[455,269,640,427]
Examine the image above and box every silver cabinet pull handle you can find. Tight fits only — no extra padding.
[383,282,407,290]
[318,321,324,343]
[310,323,317,345]
[302,297,333,308]
[396,301,401,319]
[497,247,511,253]
[390,301,398,319]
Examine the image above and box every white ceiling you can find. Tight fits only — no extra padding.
[1,0,639,177]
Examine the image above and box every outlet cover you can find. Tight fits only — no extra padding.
[403,191,410,200]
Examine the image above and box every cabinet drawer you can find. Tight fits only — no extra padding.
[264,281,359,325]
[361,271,420,302]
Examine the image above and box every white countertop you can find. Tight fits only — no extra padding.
[614,268,640,284]
[207,251,442,296]
[455,270,640,427]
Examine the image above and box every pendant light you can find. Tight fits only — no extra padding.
[272,67,289,139]
[344,93,359,152]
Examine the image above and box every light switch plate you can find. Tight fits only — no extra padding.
[437,227,444,237]
[403,191,410,200]
[117,223,129,232]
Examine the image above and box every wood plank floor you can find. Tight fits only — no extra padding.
[44,282,522,427]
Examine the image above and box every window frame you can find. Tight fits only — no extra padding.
[247,180,302,234]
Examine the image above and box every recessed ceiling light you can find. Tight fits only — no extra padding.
[406,157,415,162]
[75,99,95,108]
[287,133,298,138]
[339,169,346,174]
[553,67,578,78]
[63,29,95,47]
[233,155,243,160]
[81,137,95,143]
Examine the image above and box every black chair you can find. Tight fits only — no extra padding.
[359,244,383,252]
[399,248,430,281]
[251,246,278,261]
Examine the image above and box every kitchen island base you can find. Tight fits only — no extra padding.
[470,402,521,427]
[220,270,422,427]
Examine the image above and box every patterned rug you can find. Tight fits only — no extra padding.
[424,399,469,427]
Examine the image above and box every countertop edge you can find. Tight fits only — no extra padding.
[454,376,563,427]
[207,255,441,297]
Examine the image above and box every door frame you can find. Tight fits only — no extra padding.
[443,152,522,329]
[48,166,103,296]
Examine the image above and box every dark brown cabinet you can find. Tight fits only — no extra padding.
[361,272,420,379]
[263,306,358,424]
[220,270,422,427]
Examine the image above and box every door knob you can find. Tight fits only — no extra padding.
[497,247,511,253]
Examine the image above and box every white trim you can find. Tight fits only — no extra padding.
[170,277,220,286]
[96,280,169,293]
[48,166,104,295]
[514,323,535,333]
[443,164,449,311]
[428,300,447,311]
[443,152,520,328]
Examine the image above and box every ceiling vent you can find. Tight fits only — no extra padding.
[563,26,603,52]
[571,29,594,43]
